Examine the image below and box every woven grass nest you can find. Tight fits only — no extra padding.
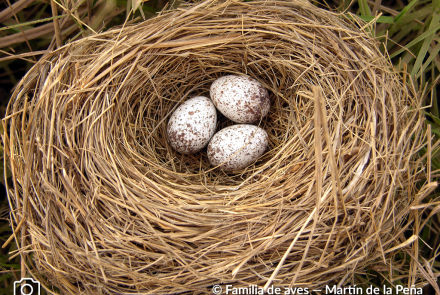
[3,0,430,294]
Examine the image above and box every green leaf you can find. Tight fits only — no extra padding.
[411,12,440,77]
[0,15,66,32]
[397,6,433,26]
[429,126,440,138]
[418,42,440,79]
[390,23,440,58]
[387,22,419,52]
[395,0,420,23]
[0,273,13,283]
[359,0,372,16]
[0,262,21,269]
[431,158,440,170]
[356,15,395,24]
[389,5,433,36]
[425,111,440,126]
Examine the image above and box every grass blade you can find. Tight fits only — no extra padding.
[355,15,394,23]
[389,5,432,36]
[394,0,420,23]
[417,34,440,78]
[390,23,440,58]
[425,112,440,127]
[359,0,372,16]
[0,15,65,32]
[411,12,440,77]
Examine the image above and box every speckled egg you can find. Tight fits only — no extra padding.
[210,75,270,123]
[207,125,268,171]
[167,96,217,154]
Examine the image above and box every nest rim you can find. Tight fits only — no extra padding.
[2,0,428,294]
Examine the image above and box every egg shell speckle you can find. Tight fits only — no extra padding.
[210,75,270,124]
[167,96,217,154]
[207,125,268,171]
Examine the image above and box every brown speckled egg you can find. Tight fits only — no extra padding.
[210,75,270,123]
[167,96,217,154]
[207,125,268,171]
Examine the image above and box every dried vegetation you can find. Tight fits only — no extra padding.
[2,0,434,294]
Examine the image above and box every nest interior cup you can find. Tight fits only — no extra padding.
[3,0,427,294]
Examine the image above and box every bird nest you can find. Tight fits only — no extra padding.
[3,0,429,294]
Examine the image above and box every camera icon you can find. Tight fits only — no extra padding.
[14,278,40,295]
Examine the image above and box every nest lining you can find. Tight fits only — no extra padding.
[3,0,428,294]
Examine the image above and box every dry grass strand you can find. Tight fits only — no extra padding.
[2,0,429,294]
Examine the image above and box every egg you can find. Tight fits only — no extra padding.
[167,96,217,154]
[210,75,270,123]
[207,125,268,171]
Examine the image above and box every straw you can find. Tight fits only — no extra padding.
[2,0,428,293]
